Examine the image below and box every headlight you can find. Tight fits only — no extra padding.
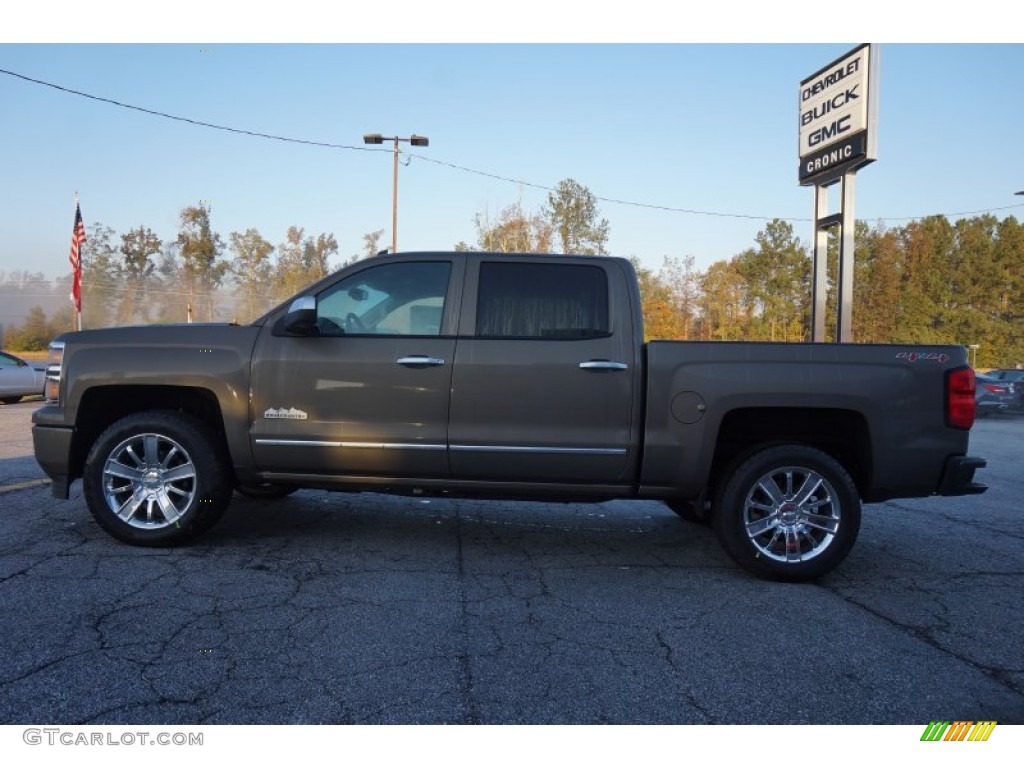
[44,340,65,404]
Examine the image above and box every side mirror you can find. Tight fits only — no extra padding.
[282,296,317,336]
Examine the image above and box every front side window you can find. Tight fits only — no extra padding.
[476,262,609,339]
[316,261,451,336]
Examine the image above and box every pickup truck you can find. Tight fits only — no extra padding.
[32,251,987,581]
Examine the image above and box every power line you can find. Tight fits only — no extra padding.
[2,67,1023,226]
[0,68,373,152]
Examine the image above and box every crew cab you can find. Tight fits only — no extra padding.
[32,251,987,581]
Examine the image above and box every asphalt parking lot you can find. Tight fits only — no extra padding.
[1,399,1022,725]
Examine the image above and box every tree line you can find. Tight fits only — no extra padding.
[3,180,1022,368]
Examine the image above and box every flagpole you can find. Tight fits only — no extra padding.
[75,191,81,331]
[71,191,84,331]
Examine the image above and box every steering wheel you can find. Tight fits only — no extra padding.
[345,312,367,334]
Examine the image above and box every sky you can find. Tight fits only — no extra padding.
[1,5,1022,288]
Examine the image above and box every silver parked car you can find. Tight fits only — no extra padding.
[0,351,46,404]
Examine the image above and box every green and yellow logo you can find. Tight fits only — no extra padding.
[920,721,997,742]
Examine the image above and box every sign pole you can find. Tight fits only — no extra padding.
[837,170,857,342]
[811,185,829,342]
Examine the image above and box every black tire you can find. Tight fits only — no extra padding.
[235,482,298,500]
[0,396,23,404]
[82,410,233,546]
[665,497,711,525]
[712,444,861,582]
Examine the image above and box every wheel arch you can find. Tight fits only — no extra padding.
[69,385,230,483]
[708,407,872,500]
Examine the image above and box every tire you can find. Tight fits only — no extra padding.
[82,410,233,546]
[665,497,711,525]
[235,482,298,500]
[1,396,23,404]
[712,444,861,582]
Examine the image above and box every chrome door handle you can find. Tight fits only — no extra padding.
[397,356,446,367]
[579,360,628,371]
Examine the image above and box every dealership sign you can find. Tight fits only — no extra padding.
[799,44,878,185]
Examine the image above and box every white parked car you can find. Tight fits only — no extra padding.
[0,351,46,404]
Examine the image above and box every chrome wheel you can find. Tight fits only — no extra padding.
[743,466,840,563]
[102,432,197,529]
[713,445,860,581]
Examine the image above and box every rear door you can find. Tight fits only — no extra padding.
[447,258,640,484]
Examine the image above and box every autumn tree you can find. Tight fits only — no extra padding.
[302,232,338,281]
[696,258,749,340]
[471,202,553,253]
[631,257,684,341]
[79,223,122,329]
[176,204,228,321]
[545,178,609,255]
[117,226,162,325]
[735,219,810,341]
[851,221,903,343]
[3,305,50,350]
[274,227,340,301]
[229,228,275,323]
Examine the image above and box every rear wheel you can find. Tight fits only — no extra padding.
[82,410,233,546]
[712,444,860,582]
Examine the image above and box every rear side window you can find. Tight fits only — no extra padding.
[476,262,609,339]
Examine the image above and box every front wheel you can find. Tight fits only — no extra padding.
[82,410,233,546]
[712,445,860,582]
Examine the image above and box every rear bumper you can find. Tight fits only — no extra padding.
[937,455,987,496]
[31,424,74,499]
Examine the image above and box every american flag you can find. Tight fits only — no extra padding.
[69,202,85,313]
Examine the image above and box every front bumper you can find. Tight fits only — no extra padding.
[937,455,987,496]
[31,424,75,499]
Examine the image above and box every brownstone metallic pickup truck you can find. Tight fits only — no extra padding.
[33,251,987,581]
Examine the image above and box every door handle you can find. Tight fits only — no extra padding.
[579,360,628,371]
[397,356,446,367]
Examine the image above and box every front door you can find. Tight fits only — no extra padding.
[250,259,459,479]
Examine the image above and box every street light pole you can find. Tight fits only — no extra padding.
[363,133,429,254]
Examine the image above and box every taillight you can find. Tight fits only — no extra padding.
[44,340,65,404]
[946,367,975,430]
[982,384,1002,394]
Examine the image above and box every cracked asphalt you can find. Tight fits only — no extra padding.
[1,400,1022,724]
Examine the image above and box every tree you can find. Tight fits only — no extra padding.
[545,178,609,255]
[79,223,122,329]
[274,227,339,301]
[852,221,903,343]
[472,202,553,253]
[117,226,162,325]
[274,226,307,301]
[177,204,228,321]
[302,232,338,281]
[631,257,684,341]
[229,228,275,323]
[735,219,810,341]
[4,305,50,351]
[344,228,385,266]
[696,258,749,340]
[660,255,701,340]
